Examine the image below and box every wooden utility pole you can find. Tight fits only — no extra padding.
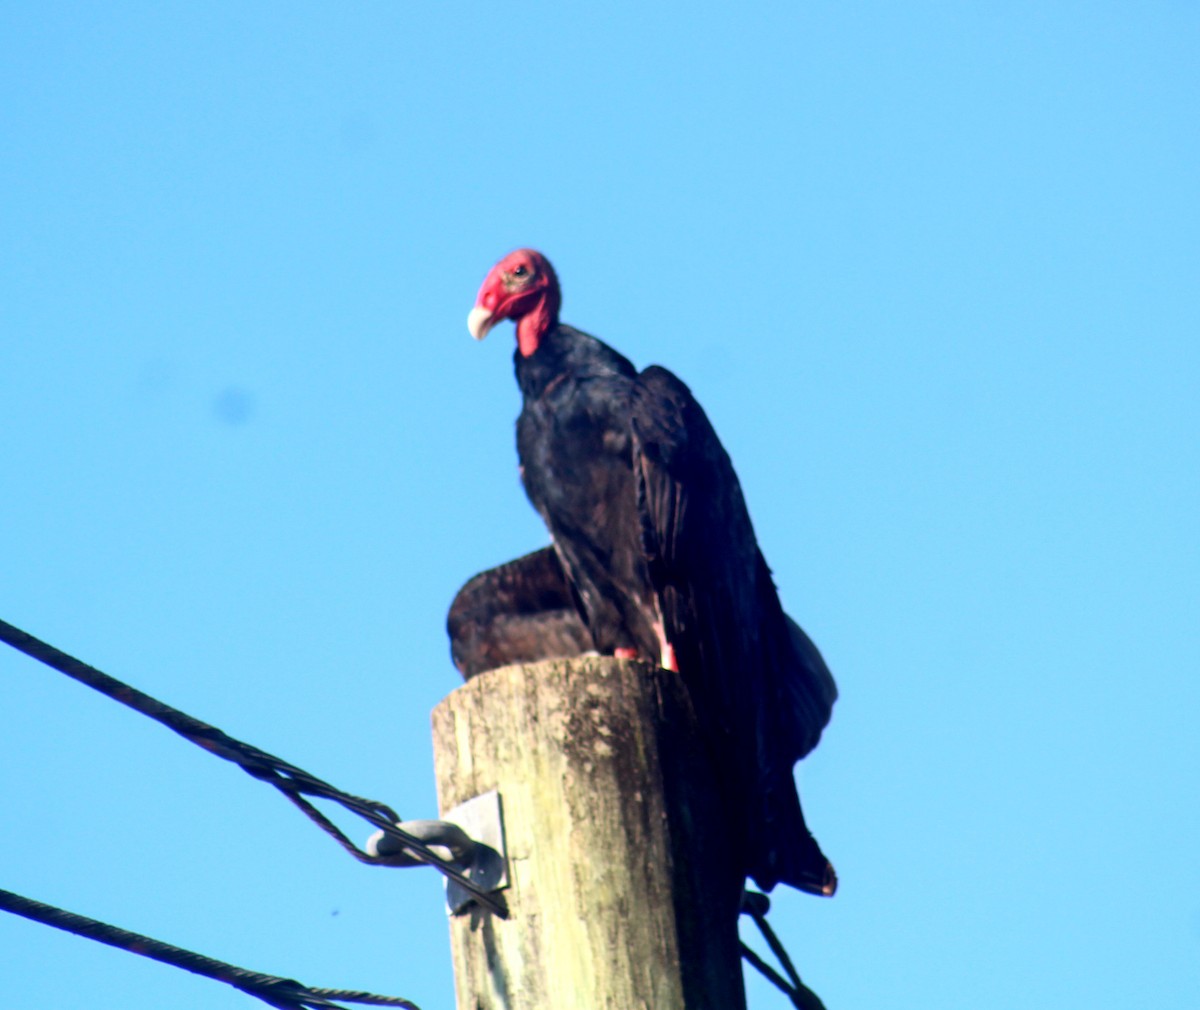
[432,655,747,1010]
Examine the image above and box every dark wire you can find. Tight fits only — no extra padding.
[740,891,828,1010]
[0,887,419,1010]
[0,617,506,917]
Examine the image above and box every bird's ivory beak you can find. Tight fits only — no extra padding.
[467,306,496,340]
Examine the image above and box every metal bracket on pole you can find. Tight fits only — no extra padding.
[366,789,508,915]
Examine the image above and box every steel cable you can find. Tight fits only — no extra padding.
[0,888,419,1009]
[0,618,505,917]
[740,890,828,1010]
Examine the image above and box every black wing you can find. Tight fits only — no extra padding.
[447,547,594,679]
[630,364,837,894]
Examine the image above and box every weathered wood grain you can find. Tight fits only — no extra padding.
[433,656,746,1010]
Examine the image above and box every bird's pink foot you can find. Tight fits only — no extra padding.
[613,647,639,660]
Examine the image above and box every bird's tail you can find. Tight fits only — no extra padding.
[748,771,837,897]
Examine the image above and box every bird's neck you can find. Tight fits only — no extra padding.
[516,294,558,357]
[515,325,559,398]
[514,324,637,401]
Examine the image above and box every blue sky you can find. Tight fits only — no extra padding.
[2,3,1197,1007]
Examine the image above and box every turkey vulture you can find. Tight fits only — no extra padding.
[463,249,837,896]
[448,546,593,678]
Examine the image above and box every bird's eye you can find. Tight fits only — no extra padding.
[512,264,529,278]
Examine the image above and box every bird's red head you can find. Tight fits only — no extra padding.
[467,249,561,357]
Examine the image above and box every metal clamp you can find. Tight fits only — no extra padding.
[366,789,508,915]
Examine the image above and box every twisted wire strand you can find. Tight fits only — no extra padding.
[0,888,419,1010]
[0,618,506,917]
[740,891,827,1010]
